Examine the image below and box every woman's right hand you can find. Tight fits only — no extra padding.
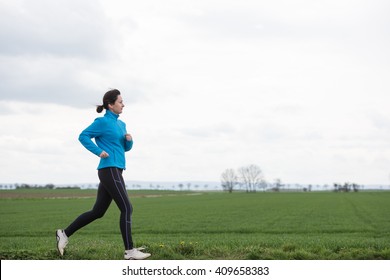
[99,151,110,158]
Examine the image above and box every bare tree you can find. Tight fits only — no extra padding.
[238,164,264,192]
[221,169,238,193]
[178,183,184,191]
[274,178,283,192]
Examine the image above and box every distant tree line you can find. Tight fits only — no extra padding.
[220,165,366,193]
[16,183,56,189]
[221,164,267,193]
[0,183,80,190]
[129,183,212,191]
[333,183,360,192]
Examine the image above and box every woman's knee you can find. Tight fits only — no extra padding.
[91,208,106,219]
[120,203,133,217]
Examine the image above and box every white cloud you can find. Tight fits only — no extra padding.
[0,0,116,57]
[0,0,389,185]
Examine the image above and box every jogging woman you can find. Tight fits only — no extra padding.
[56,89,150,260]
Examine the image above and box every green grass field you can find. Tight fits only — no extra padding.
[0,189,389,260]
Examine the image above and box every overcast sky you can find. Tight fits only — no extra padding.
[0,0,389,186]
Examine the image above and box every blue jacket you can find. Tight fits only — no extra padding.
[79,110,133,170]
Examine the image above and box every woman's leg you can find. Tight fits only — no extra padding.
[64,181,112,237]
[98,167,134,250]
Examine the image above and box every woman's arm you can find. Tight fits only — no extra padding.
[78,118,105,157]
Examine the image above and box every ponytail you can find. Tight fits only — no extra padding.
[96,105,105,113]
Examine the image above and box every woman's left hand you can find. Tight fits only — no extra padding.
[125,133,132,141]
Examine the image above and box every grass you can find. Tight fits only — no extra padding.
[0,189,389,259]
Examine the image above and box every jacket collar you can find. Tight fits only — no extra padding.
[104,109,119,119]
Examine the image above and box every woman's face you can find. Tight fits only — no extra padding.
[109,95,125,114]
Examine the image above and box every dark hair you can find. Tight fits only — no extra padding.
[96,89,121,113]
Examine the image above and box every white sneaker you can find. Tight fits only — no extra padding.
[56,229,68,256]
[124,248,151,260]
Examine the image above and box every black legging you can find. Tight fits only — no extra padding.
[64,167,133,250]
